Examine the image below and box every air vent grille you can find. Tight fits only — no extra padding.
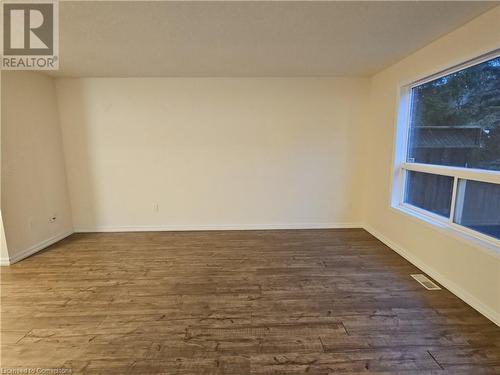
[411,274,441,290]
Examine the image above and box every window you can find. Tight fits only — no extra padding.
[404,171,454,218]
[454,180,500,239]
[393,51,500,246]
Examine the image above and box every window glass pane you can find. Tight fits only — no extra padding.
[404,170,453,217]
[408,56,500,171]
[454,179,500,240]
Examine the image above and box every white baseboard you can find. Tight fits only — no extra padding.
[362,224,500,327]
[0,230,74,266]
[0,257,10,266]
[75,222,362,232]
[0,224,361,265]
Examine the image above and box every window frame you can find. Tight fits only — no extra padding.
[392,49,500,251]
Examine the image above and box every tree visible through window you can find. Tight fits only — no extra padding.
[408,57,500,171]
[398,54,500,242]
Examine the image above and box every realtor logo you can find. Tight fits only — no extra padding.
[1,0,59,70]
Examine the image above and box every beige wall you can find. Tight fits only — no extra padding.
[1,71,73,263]
[362,7,500,324]
[0,72,7,261]
[56,78,369,231]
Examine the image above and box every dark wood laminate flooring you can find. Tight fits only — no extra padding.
[1,229,499,374]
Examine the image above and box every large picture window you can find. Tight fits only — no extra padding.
[394,51,500,246]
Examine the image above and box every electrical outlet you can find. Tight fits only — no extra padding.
[153,203,159,212]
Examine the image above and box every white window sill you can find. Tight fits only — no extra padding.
[392,204,500,258]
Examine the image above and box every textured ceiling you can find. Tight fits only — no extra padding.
[51,1,497,77]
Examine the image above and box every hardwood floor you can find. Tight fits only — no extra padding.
[1,229,499,374]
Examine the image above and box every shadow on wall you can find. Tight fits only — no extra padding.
[1,71,73,260]
[57,80,100,229]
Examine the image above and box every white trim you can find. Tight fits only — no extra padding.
[363,224,500,327]
[397,167,500,249]
[408,48,500,88]
[393,204,500,256]
[74,222,362,233]
[402,163,500,185]
[399,202,451,226]
[0,230,74,266]
[391,84,412,208]
[448,176,458,225]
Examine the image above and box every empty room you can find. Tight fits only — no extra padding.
[1,1,499,373]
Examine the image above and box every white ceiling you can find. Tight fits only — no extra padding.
[52,1,497,77]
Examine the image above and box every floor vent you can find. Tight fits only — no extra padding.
[411,274,441,290]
